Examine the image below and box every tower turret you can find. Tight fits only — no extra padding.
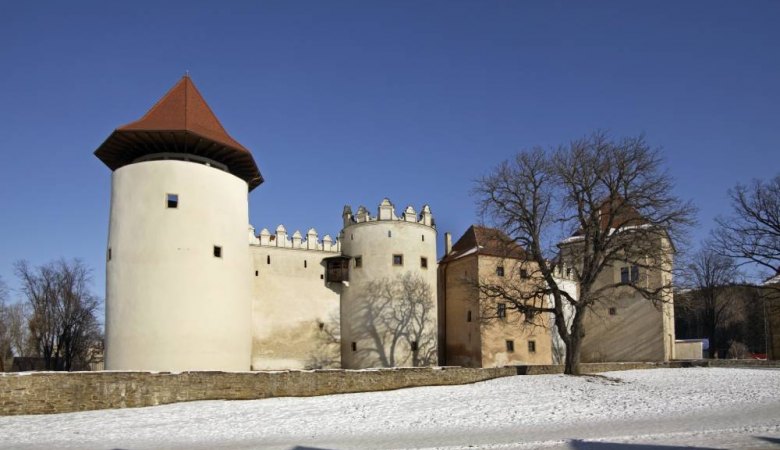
[96,76,259,371]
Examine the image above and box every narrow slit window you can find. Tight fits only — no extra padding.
[467,310,472,322]
[267,255,271,265]
[351,342,357,352]
[255,270,259,276]
[421,235,425,242]
[167,193,178,208]
[107,248,112,261]
[213,246,222,258]
[497,303,507,319]
[304,260,307,268]
[420,257,428,269]
[506,340,514,352]
[320,274,324,280]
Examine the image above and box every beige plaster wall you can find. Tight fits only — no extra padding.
[441,256,482,367]
[477,256,553,367]
[250,245,341,370]
[105,160,252,372]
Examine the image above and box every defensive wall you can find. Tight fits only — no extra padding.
[3,360,779,416]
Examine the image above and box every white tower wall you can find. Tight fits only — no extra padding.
[105,160,252,371]
[340,200,438,369]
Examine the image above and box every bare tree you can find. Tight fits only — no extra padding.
[15,259,101,371]
[678,245,743,358]
[0,276,11,371]
[352,272,437,367]
[474,132,695,374]
[713,174,780,281]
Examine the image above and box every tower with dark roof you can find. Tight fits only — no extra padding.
[95,76,262,371]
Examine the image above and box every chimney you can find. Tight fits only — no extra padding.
[444,232,452,255]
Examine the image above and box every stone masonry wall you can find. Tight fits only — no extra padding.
[1,366,515,416]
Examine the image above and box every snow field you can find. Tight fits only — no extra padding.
[0,367,779,449]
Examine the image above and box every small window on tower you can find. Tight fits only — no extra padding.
[355,256,363,268]
[528,340,536,353]
[421,235,425,242]
[497,303,507,319]
[411,341,419,352]
[304,260,307,268]
[167,193,178,208]
[388,230,392,238]
[520,269,529,279]
[213,246,222,258]
[609,307,617,316]
[393,254,404,266]
[255,270,259,276]
[496,266,505,277]
[107,248,112,261]
[267,255,271,265]
[351,342,357,352]
[506,340,515,352]
[467,310,472,322]
[421,257,428,269]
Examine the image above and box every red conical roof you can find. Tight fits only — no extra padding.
[94,76,263,190]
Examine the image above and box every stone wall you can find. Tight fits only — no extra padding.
[0,366,515,416]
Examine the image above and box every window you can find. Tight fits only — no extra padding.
[621,266,639,284]
[467,310,472,322]
[255,270,258,276]
[355,256,362,268]
[609,307,617,316]
[393,254,404,266]
[411,341,418,352]
[497,303,506,319]
[167,193,178,208]
[528,340,536,353]
[566,268,572,277]
[320,274,324,280]
[107,248,111,261]
[388,230,392,238]
[506,340,515,352]
[213,246,222,258]
[267,255,271,265]
[421,257,428,269]
[351,342,357,352]
[496,266,505,277]
[520,268,529,279]
[304,260,307,268]
[421,235,425,242]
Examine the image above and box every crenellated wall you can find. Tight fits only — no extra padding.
[249,225,342,371]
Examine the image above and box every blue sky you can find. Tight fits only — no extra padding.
[1,1,778,298]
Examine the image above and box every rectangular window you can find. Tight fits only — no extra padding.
[528,340,536,353]
[506,340,514,352]
[411,341,418,352]
[520,268,529,279]
[393,254,404,266]
[267,255,271,265]
[621,266,639,284]
[497,303,506,319]
[420,257,428,269]
[467,310,472,322]
[421,235,425,242]
[304,260,307,268]
[388,230,392,238]
[355,256,362,268]
[620,267,630,284]
[609,307,617,316]
[631,265,639,283]
[213,246,222,258]
[496,266,505,277]
[255,270,258,276]
[107,248,111,261]
[166,193,178,208]
[351,342,357,352]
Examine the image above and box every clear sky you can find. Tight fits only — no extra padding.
[1,1,778,299]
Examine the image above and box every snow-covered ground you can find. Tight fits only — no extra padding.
[1,367,779,449]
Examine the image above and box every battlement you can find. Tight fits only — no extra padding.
[342,198,434,229]
[249,225,341,252]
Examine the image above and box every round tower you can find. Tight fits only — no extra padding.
[95,76,262,371]
[339,198,438,369]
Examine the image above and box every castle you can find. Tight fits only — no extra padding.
[95,76,675,372]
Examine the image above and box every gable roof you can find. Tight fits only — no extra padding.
[441,225,528,263]
[94,76,263,191]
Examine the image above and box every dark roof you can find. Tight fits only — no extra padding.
[94,76,263,191]
[441,225,528,263]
